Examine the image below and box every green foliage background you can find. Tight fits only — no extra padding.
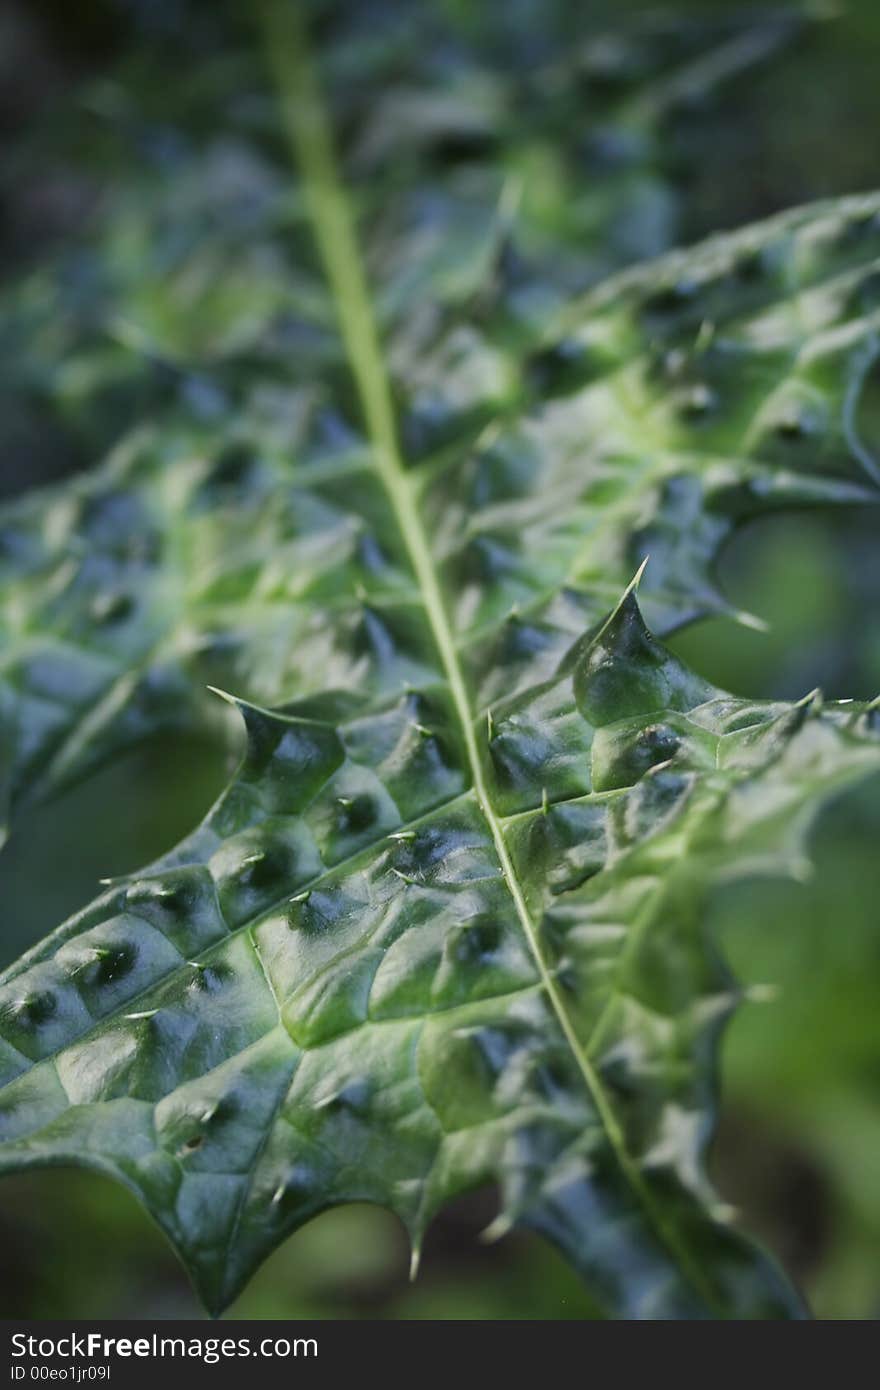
[0,0,878,1318]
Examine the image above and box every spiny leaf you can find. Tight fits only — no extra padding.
[1,585,878,1316]
[3,2,803,436]
[1,0,879,1321]
[4,182,880,818]
[0,3,833,820]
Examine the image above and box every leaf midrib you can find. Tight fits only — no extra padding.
[260,1,720,1311]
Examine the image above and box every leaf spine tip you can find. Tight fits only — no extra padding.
[205,685,240,708]
[630,554,650,592]
[480,1212,514,1245]
[710,1201,738,1224]
[790,855,814,883]
[729,606,770,634]
[745,983,780,1004]
[797,687,824,714]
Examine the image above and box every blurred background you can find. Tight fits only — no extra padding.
[0,0,878,1319]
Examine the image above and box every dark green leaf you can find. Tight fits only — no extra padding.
[0,0,878,1319]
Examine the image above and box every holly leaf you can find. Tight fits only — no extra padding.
[1,1,879,1319]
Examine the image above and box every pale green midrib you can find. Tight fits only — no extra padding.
[261,3,719,1312]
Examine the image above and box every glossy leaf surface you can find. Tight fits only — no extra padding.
[0,0,817,817]
[1,1,879,1319]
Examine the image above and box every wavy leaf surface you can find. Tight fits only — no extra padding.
[0,0,820,817]
[0,1,879,1319]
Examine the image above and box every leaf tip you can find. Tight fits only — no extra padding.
[629,554,650,595]
[790,854,815,884]
[729,606,771,635]
[480,1211,514,1245]
[205,684,241,708]
[744,982,781,1005]
[796,687,824,716]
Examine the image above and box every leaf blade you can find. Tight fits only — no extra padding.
[1,1,879,1320]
